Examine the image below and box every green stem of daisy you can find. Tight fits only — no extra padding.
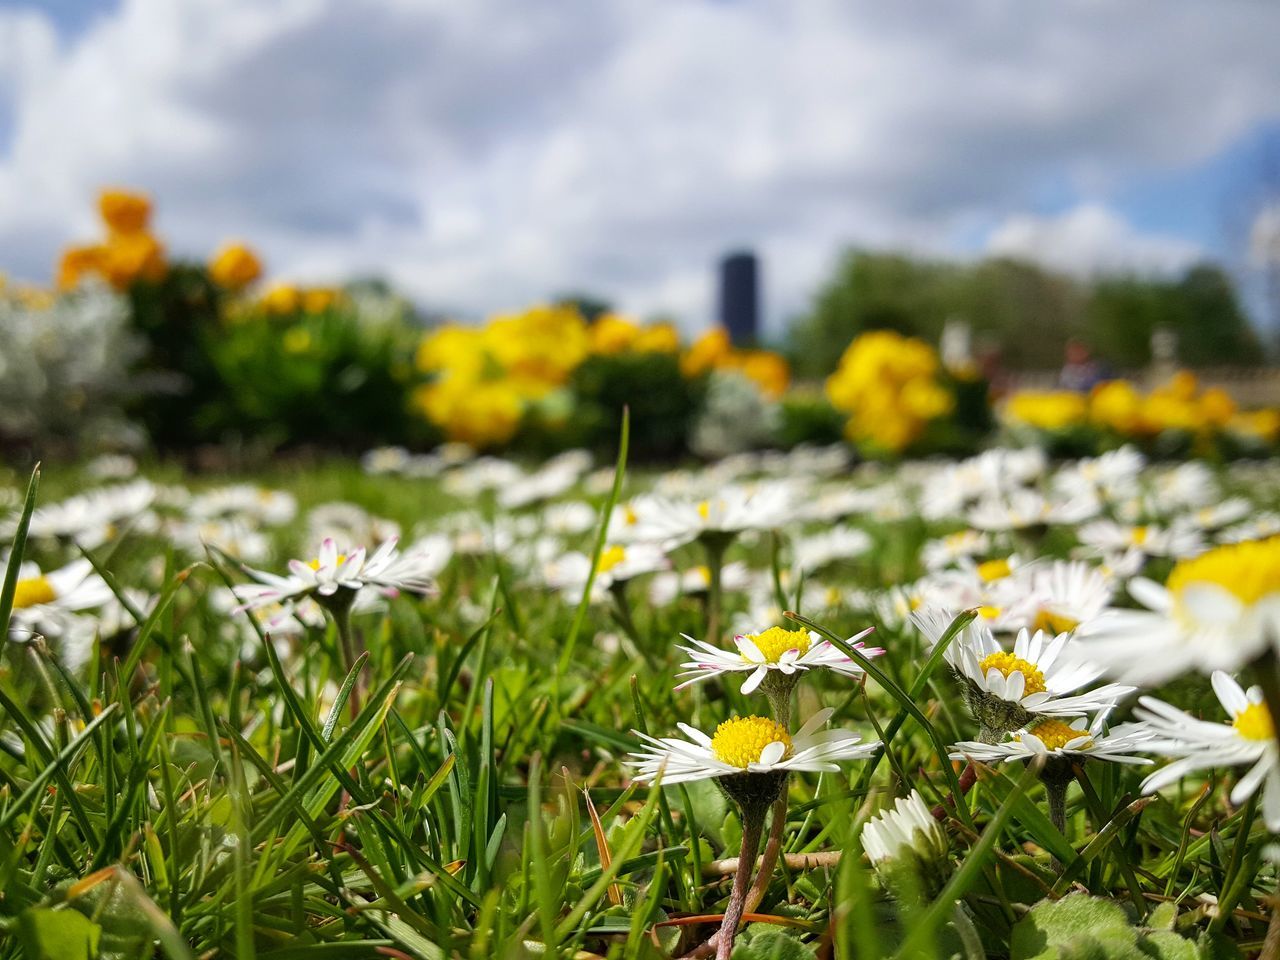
[761,672,795,730]
[685,796,788,960]
[326,592,362,719]
[1041,759,1073,856]
[702,533,732,645]
[951,902,985,960]
[715,798,768,960]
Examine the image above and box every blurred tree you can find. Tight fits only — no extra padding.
[791,250,1260,376]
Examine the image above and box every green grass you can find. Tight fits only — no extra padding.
[0,453,1276,959]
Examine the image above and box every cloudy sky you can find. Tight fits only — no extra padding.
[1,0,1278,333]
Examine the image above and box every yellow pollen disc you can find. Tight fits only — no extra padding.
[692,565,711,584]
[1032,609,1080,635]
[1167,537,1280,607]
[1021,718,1083,751]
[977,604,1001,620]
[1131,526,1150,546]
[1233,702,1275,742]
[745,626,811,663]
[624,505,638,525]
[598,545,626,575]
[710,716,792,768]
[13,576,56,609]
[977,558,1012,582]
[977,651,1046,695]
[908,595,923,611]
[308,554,347,571]
[697,500,711,520]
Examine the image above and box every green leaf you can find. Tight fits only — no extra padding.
[17,907,101,960]
[732,929,818,959]
[1010,894,1138,960]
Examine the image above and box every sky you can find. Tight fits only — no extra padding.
[0,0,1278,335]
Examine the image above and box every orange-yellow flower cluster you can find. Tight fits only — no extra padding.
[411,304,592,448]
[209,242,263,290]
[824,330,954,452]
[678,327,791,399]
[1004,372,1271,442]
[57,189,167,291]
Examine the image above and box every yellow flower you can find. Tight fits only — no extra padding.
[731,349,791,400]
[413,377,523,447]
[260,283,302,315]
[98,188,152,235]
[100,231,166,289]
[56,244,107,290]
[1089,380,1143,434]
[1230,409,1280,444]
[209,242,263,290]
[589,313,641,354]
[681,327,732,377]
[303,288,340,314]
[1003,391,1087,431]
[633,321,680,353]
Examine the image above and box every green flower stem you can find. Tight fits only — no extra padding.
[701,533,733,645]
[325,592,362,719]
[715,799,768,960]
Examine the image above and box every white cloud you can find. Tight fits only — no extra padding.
[0,0,1278,330]
[985,204,1203,277]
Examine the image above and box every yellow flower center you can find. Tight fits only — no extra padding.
[977,651,1046,696]
[697,500,712,520]
[1166,537,1280,607]
[745,626,811,663]
[1032,609,1080,635]
[598,545,627,575]
[308,554,347,571]
[977,604,1002,620]
[1233,702,1275,742]
[624,505,638,526]
[13,576,56,609]
[710,716,793,768]
[1020,718,1083,751]
[977,558,1012,582]
[1131,526,1149,546]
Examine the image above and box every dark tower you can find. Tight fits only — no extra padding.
[718,250,759,345]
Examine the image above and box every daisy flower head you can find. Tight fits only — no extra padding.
[236,536,438,614]
[915,609,1135,735]
[1076,536,1280,685]
[674,625,881,694]
[950,714,1154,767]
[861,790,948,866]
[993,559,1116,637]
[629,707,877,808]
[1136,671,1280,829]
[5,558,113,642]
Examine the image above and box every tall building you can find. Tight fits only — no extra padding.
[718,250,759,345]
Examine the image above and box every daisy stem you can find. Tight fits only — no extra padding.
[330,599,363,719]
[715,799,767,960]
[1042,759,1073,844]
[702,534,731,645]
[685,796,788,960]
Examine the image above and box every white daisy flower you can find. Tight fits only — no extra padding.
[1075,520,1204,561]
[792,525,872,574]
[647,562,752,606]
[1075,537,1280,684]
[628,708,877,786]
[616,482,794,549]
[236,536,438,613]
[913,610,1135,720]
[950,714,1154,766]
[15,479,157,548]
[993,559,1116,636]
[861,790,948,865]
[542,543,668,603]
[1135,672,1280,830]
[5,558,113,641]
[674,625,881,694]
[921,530,992,571]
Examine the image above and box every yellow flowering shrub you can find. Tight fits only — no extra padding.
[57,188,166,291]
[1004,372,1275,452]
[1003,392,1088,431]
[209,242,263,290]
[825,330,954,452]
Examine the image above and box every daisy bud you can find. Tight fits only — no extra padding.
[861,791,950,897]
